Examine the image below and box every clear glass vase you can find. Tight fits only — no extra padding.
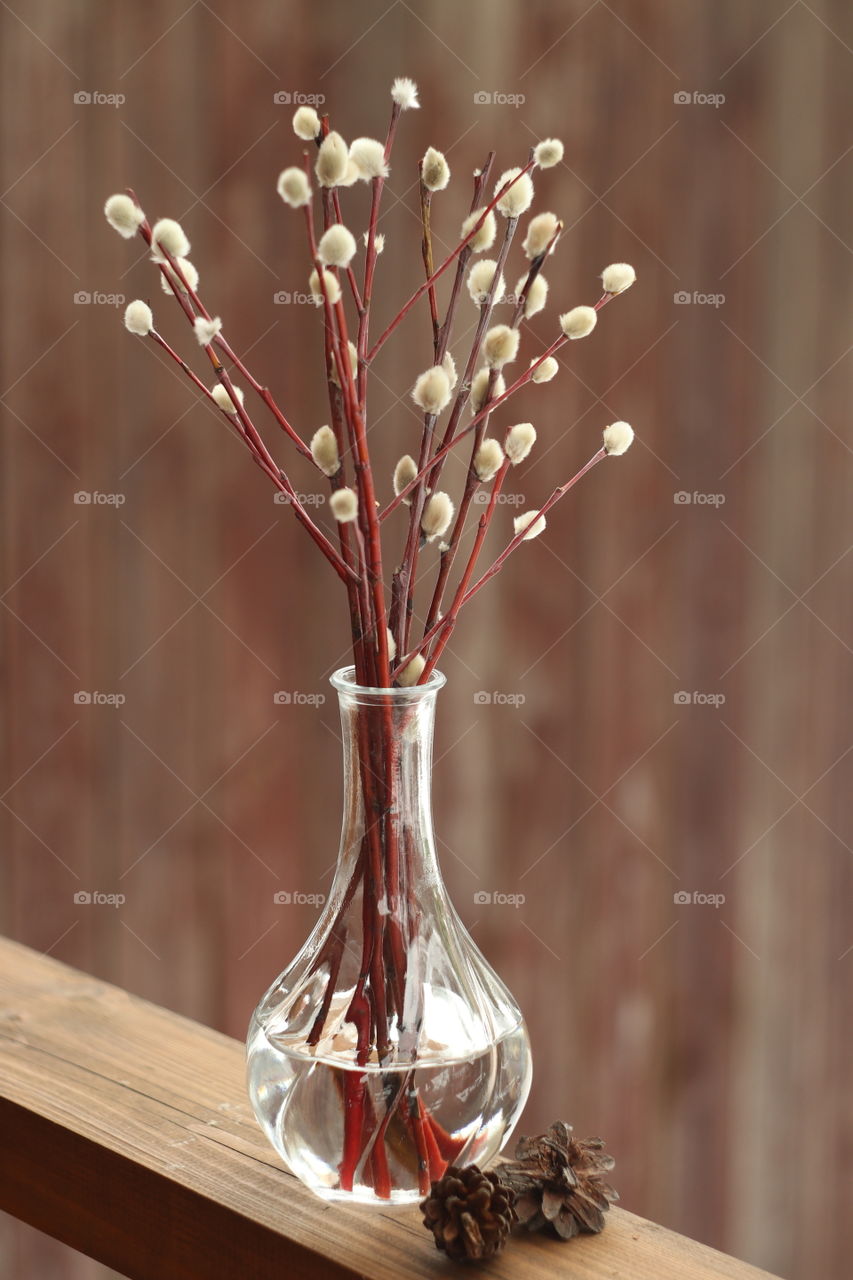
[247,666,532,1204]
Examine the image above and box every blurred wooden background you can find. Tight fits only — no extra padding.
[1,2,850,1277]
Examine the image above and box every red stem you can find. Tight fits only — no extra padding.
[413,448,608,678]
[365,158,536,363]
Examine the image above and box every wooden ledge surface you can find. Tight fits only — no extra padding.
[0,937,781,1280]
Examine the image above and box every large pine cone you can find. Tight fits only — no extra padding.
[499,1121,618,1239]
[420,1164,517,1262]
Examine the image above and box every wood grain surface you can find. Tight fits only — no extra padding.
[0,937,785,1280]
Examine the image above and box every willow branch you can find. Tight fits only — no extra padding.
[365,159,536,364]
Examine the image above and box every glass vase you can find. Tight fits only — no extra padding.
[246,666,532,1204]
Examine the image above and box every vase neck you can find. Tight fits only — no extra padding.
[333,668,444,890]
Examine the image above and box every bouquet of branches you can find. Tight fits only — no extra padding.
[105,76,636,1199]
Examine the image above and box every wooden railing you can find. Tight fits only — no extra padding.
[0,938,781,1280]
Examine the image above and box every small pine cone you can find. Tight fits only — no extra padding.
[500,1121,618,1240]
[420,1164,517,1262]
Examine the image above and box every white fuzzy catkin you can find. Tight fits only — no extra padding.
[421,492,454,542]
[211,384,244,412]
[530,355,559,383]
[309,268,342,307]
[315,132,349,187]
[602,420,635,455]
[150,218,190,261]
[193,316,222,347]
[349,138,389,180]
[292,106,321,140]
[483,325,520,368]
[601,262,636,294]
[412,365,452,415]
[421,147,450,192]
[386,627,398,662]
[362,231,385,254]
[391,77,419,110]
[520,273,549,318]
[160,258,198,295]
[277,167,312,208]
[471,368,505,413]
[105,194,145,239]
[309,425,340,476]
[467,259,505,305]
[123,300,153,336]
[397,654,426,687]
[318,224,357,268]
[523,212,560,259]
[339,159,360,187]
[505,423,536,464]
[514,510,547,541]
[330,488,359,522]
[442,351,458,389]
[461,207,496,252]
[494,167,534,218]
[329,340,358,388]
[534,138,564,168]
[560,305,597,339]
[393,454,418,503]
[474,438,505,482]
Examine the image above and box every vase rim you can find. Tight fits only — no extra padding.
[330,664,446,698]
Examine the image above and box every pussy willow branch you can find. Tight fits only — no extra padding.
[358,99,401,412]
[315,116,365,314]
[419,456,512,682]
[301,198,372,688]
[412,214,520,642]
[150,327,295,495]
[434,152,495,361]
[452,447,608,606]
[131,210,355,584]
[393,196,516,649]
[387,156,496,654]
[421,221,564,639]
[380,291,617,522]
[127,190,312,464]
[365,158,536,364]
[395,446,609,680]
[295,146,390,682]
[419,172,440,356]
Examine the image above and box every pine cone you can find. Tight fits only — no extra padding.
[420,1164,517,1262]
[499,1121,618,1240]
